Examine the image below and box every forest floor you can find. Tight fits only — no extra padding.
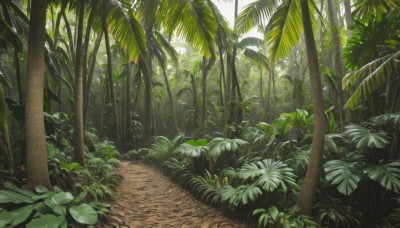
[99,161,250,228]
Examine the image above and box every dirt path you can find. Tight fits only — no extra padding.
[102,161,249,228]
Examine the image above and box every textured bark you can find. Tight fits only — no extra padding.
[73,0,85,166]
[201,57,214,124]
[161,65,179,131]
[25,0,52,189]
[327,0,346,125]
[296,0,327,215]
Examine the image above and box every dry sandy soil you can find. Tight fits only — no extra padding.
[99,161,251,228]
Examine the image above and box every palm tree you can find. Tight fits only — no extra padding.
[73,0,85,165]
[327,0,347,125]
[25,0,52,189]
[296,0,326,215]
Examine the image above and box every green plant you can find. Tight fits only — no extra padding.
[0,186,99,227]
[253,206,320,228]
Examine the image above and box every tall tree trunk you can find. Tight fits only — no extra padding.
[296,0,327,215]
[143,26,154,141]
[103,20,119,144]
[83,32,103,127]
[190,72,199,130]
[14,50,23,105]
[201,57,214,124]
[218,45,226,110]
[343,0,354,36]
[124,55,131,148]
[259,63,265,115]
[327,0,346,126]
[62,11,75,66]
[25,0,52,189]
[161,65,179,131]
[73,0,85,166]
[53,2,66,48]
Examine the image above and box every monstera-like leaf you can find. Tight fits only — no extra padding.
[237,159,298,192]
[345,124,390,149]
[221,184,263,206]
[323,160,365,195]
[364,162,400,194]
[175,139,208,158]
[207,138,248,161]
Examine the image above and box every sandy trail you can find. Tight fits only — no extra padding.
[101,161,249,228]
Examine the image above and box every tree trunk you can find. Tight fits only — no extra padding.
[190,72,199,130]
[14,50,23,105]
[124,55,131,148]
[73,0,85,166]
[103,19,119,144]
[83,32,103,127]
[296,0,327,215]
[161,65,179,131]
[62,11,75,66]
[201,57,214,124]
[25,0,52,189]
[343,0,354,36]
[218,45,226,110]
[327,0,346,126]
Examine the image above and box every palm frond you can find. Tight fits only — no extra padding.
[264,0,303,61]
[235,0,280,35]
[154,31,179,65]
[353,0,400,22]
[159,0,217,58]
[91,0,146,62]
[243,48,271,72]
[237,37,264,49]
[343,50,400,109]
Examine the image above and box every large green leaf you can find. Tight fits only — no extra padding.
[237,159,298,192]
[364,162,400,194]
[323,160,364,195]
[208,138,248,161]
[50,192,74,206]
[175,143,208,158]
[0,204,36,227]
[26,215,66,228]
[159,0,217,58]
[345,124,390,149]
[69,204,98,225]
[0,190,35,203]
[264,0,303,61]
[221,184,262,206]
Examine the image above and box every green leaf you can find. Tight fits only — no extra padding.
[35,186,49,193]
[323,160,364,195]
[364,162,400,194]
[186,139,208,147]
[0,204,36,227]
[0,190,35,203]
[26,215,65,228]
[50,192,74,206]
[69,204,98,225]
[237,159,298,192]
[60,162,83,172]
[345,124,390,149]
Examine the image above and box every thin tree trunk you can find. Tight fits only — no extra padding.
[62,11,75,65]
[201,57,214,124]
[73,0,85,166]
[25,0,52,189]
[259,63,265,115]
[103,21,119,143]
[343,0,354,36]
[14,50,23,104]
[190,72,199,129]
[296,0,327,215]
[218,45,226,109]
[327,0,346,126]
[161,65,179,131]
[83,32,103,127]
[53,2,66,48]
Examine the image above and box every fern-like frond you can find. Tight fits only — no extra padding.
[342,50,400,109]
